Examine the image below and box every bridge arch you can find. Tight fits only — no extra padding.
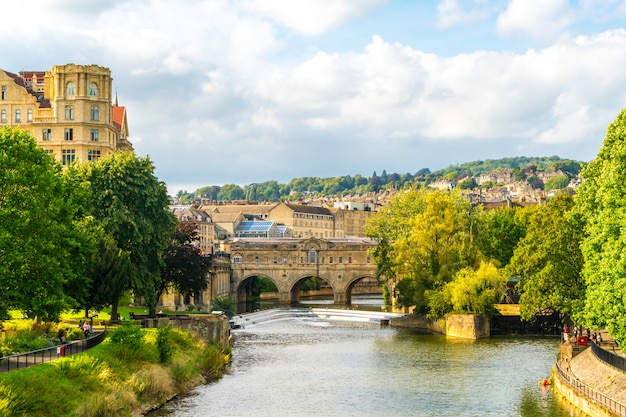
[288,274,335,304]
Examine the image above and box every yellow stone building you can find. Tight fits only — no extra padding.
[0,63,132,164]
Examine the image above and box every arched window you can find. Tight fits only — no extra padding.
[88,82,98,97]
[66,82,76,96]
[308,248,317,264]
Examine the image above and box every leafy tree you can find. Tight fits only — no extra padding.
[526,174,544,190]
[544,174,570,191]
[0,127,93,321]
[74,152,176,320]
[366,189,479,313]
[158,218,212,314]
[507,194,584,322]
[576,109,626,345]
[429,262,507,317]
[457,178,477,190]
[217,184,245,200]
[477,206,526,267]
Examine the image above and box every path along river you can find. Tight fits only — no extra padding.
[150,298,584,417]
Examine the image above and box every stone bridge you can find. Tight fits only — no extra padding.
[227,236,380,305]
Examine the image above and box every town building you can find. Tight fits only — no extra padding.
[0,63,132,164]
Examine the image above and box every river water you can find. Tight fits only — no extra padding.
[151,301,583,417]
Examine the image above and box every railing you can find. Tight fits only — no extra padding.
[555,360,626,416]
[591,342,626,372]
[0,330,107,373]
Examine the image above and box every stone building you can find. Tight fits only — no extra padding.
[0,63,132,164]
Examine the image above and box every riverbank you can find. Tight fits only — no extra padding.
[0,322,231,417]
[554,331,626,416]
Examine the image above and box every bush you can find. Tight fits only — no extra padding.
[156,326,173,364]
[108,321,144,350]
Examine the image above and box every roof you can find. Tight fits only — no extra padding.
[236,221,275,233]
[281,203,333,215]
[112,106,125,130]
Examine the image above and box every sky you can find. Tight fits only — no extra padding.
[3,0,626,195]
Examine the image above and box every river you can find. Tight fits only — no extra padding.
[150,298,582,417]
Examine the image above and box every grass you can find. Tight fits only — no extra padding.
[0,324,231,417]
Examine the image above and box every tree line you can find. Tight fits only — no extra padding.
[365,108,626,346]
[176,156,583,203]
[0,127,211,322]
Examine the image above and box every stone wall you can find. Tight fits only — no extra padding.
[446,314,490,339]
[169,315,231,348]
[390,314,490,339]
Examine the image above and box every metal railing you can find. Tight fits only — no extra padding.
[591,342,626,372]
[0,330,107,373]
[555,361,626,416]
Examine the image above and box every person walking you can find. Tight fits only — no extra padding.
[563,324,571,343]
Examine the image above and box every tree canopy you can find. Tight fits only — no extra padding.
[0,127,94,321]
[576,108,626,345]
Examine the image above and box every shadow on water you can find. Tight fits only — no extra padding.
[236,294,390,314]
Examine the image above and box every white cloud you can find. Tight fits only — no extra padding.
[437,0,491,28]
[496,0,576,41]
[240,0,385,35]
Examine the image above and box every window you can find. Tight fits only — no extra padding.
[273,256,278,264]
[90,129,99,142]
[90,106,99,121]
[61,149,75,165]
[1,86,5,100]
[88,149,101,161]
[283,256,287,264]
[64,128,73,141]
[15,110,20,122]
[232,255,242,264]
[1,110,5,123]
[88,82,98,97]
[348,256,352,264]
[308,248,317,264]
[27,109,32,122]
[65,105,74,120]
[42,128,51,141]
[44,149,53,155]
[66,82,76,96]
[366,256,371,264]
[339,256,343,264]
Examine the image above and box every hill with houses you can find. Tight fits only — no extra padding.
[176,156,584,206]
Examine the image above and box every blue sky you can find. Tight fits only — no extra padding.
[2,0,626,194]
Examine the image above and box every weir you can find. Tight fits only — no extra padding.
[229,307,405,328]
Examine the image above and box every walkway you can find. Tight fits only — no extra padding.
[557,330,626,415]
[0,330,107,374]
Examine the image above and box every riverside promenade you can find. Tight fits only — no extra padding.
[555,330,626,416]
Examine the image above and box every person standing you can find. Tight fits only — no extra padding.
[563,324,571,343]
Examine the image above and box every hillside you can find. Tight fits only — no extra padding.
[176,156,584,203]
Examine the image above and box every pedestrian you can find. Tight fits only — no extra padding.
[597,332,602,345]
[573,325,578,338]
[82,321,90,338]
[563,324,571,343]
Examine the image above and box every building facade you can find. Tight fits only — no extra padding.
[0,63,132,164]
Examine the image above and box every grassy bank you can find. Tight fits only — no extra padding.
[0,322,231,417]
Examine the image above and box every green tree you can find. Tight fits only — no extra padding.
[544,174,570,191]
[0,128,95,321]
[477,206,526,267]
[429,262,506,317]
[159,218,212,313]
[576,108,626,345]
[75,152,176,320]
[366,189,479,314]
[507,194,584,322]
[217,184,245,200]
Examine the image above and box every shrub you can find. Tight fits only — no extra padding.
[156,326,173,364]
[108,321,144,350]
